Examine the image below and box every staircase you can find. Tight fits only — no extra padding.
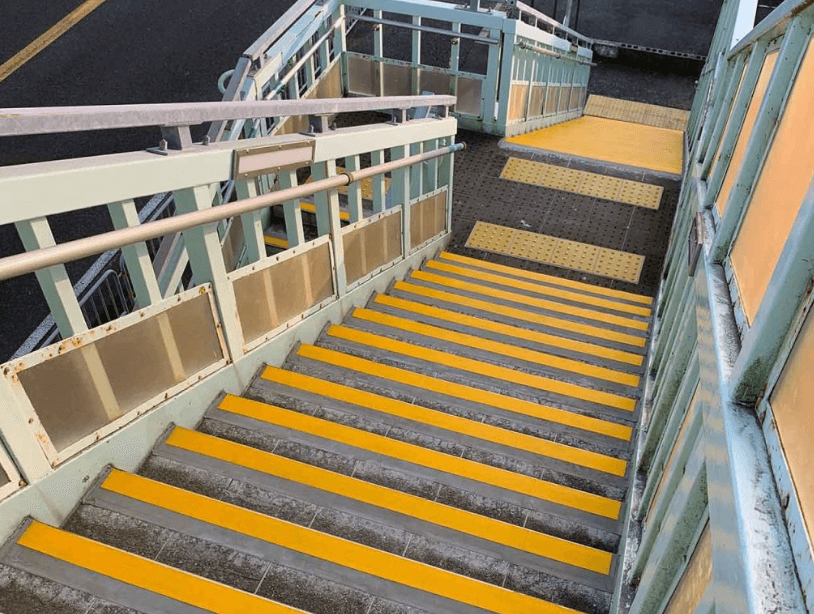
[0,251,652,614]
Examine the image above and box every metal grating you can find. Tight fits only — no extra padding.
[584,95,690,131]
[466,221,645,283]
[500,157,663,210]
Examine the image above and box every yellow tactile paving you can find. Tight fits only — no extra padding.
[374,293,644,366]
[465,221,645,284]
[297,344,633,441]
[99,468,588,614]
[500,158,664,210]
[353,307,640,388]
[17,521,297,614]
[262,365,628,474]
[161,429,614,574]
[215,394,623,520]
[438,252,652,305]
[505,116,683,175]
[584,95,690,132]
[325,325,637,412]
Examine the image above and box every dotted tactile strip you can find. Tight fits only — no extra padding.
[584,95,690,132]
[500,157,663,210]
[465,221,645,284]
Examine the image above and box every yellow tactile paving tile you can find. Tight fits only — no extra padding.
[17,521,299,614]
[353,307,640,388]
[297,344,633,441]
[500,158,664,210]
[99,469,589,614]
[161,429,614,574]
[584,95,690,132]
[465,221,645,285]
[438,252,652,305]
[426,260,650,317]
[262,365,627,475]
[325,325,637,412]
[374,293,644,366]
[395,279,647,349]
[505,116,683,175]
[215,394,623,520]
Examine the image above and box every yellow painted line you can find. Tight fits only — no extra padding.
[395,280,647,349]
[263,365,626,476]
[354,307,639,388]
[427,259,650,317]
[464,222,645,285]
[325,326,637,412]
[505,116,683,176]
[0,0,109,84]
[264,235,289,248]
[17,521,298,614]
[101,469,587,614]
[440,252,652,305]
[584,95,689,132]
[298,201,351,221]
[163,428,614,574]
[376,293,643,367]
[216,394,622,520]
[297,344,632,441]
[501,158,663,210]
[412,269,649,333]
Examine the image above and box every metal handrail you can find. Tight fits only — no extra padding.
[506,0,594,46]
[516,41,596,65]
[0,96,457,137]
[727,0,812,57]
[0,142,465,281]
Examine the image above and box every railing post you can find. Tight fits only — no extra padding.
[412,16,422,95]
[423,138,439,192]
[450,25,461,110]
[495,24,517,133]
[410,142,423,200]
[312,161,347,295]
[373,11,385,97]
[234,179,267,264]
[371,150,387,213]
[278,170,306,247]
[0,375,52,483]
[390,145,412,256]
[173,185,245,360]
[344,155,364,222]
[438,136,456,233]
[482,28,503,131]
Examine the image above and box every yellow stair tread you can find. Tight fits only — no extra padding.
[297,201,351,221]
[17,521,301,614]
[374,293,644,367]
[165,427,614,575]
[296,343,633,441]
[393,280,647,349]
[439,252,652,305]
[325,325,638,412]
[411,269,649,334]
[99,468,586,614]
[215,394,622,520]
[262,364,627,476]
[264,235,290,249]
[353,306,640,387]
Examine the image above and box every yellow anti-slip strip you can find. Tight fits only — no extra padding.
[99,469,585,614]
[354,307,639,388]
[428,260,650,318]
[394,280,647,349]
[164,427,614,575]
[327,326,637,412]
[17,521,300,614]
[264,235,289,249]
[439,252,652,306]
[262,365,626,476]
[375,293,643,367]
[297,344,632,441]
[216,394,622,520]
[413,270,648,334]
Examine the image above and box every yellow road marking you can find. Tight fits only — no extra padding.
[375,293,643,366]
[428,259,650,317]
[215,395,622,519]
[354,307,639,388]
[394,280,647,349]
[17,521,297,613]
[439,252,652,305]
[327,325,637,412]
[297,344,632,441]
[412,269,649,333]
[0,0,109,84]
[263,365,626,476]
[164,428,614,574]
[101,469,586,613]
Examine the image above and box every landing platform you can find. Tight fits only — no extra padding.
[504,116,684,176]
